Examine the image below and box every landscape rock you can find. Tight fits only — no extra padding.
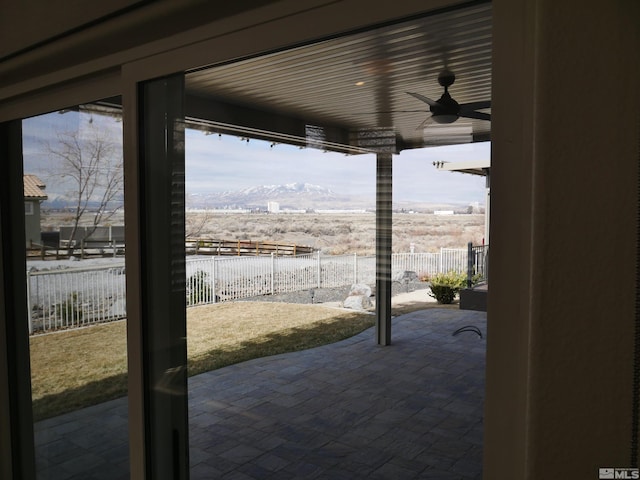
[395,270,419,283]
[349,283,372,297]
[343,294,373,311]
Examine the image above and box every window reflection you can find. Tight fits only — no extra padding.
[23,100,129,479]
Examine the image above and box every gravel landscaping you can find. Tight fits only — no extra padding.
[240,281,430,305]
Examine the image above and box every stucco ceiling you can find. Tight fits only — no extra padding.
[185,1,491,153]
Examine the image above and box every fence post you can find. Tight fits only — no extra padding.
[26,270,33,334]
[317,251,321,289]
[354,253,358,284]
[467,242,474,288]
[484,246,489,283]
[439,247,443,273]
[212,257,217,303]
[271,253,275,295]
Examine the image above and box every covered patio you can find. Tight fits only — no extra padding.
[3,1,637,478]
[35,308,486,480]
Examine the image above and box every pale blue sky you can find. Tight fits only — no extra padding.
[23,110,489,205]
[185,129,489,204]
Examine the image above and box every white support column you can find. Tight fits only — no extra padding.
[376,153,392,346]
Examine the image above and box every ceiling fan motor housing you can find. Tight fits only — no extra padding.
[430,91,460,123]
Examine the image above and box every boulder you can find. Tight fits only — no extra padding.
[349,283,372,297]
[394,270,419,283]
[343,294,373,311]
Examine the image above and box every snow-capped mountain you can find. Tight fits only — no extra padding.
[229,182,336,199]
[187,182,368,210]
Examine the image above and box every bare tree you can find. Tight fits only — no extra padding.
[45,121,123,249]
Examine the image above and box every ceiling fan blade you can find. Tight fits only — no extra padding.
[460,110,491,121]
[351,109,428,115]
[406,91,440,108]
[460,100,491,111]
[416,115,434,130]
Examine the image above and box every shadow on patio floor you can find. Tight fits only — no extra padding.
[189,308,486,479]
[34,308,486,479]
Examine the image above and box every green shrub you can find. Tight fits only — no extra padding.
[427,271,468,304]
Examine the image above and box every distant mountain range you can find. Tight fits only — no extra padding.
[40,181,479,212]
[185,182,478,212]
[186,182,356,210]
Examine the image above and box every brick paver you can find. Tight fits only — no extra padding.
[34,308,486,479]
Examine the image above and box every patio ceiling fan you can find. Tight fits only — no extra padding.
[407,70,491,129]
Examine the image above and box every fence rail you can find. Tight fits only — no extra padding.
[27,237,314,260]
[27,248,470,333]
[185,238,314,256]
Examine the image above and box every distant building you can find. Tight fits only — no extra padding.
[315,209,368,214]
[267,201,280,213]
[434,210,454,216]
[23,175,48,248]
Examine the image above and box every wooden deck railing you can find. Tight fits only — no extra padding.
[185,238,315,256]
[27,238,315,260]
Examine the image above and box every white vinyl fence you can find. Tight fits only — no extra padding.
[27,264,126,334]
[27,249,466,333]
[393,249,468,277]
[185,253,378,305]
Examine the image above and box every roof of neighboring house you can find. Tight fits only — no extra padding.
[433,159,491,177]
[24,175,48,200]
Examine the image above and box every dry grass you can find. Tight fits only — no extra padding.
[184,212,484,255]
[30,297,446,420]
[186,302,374,377]
[30,302,376,420]
[30,322,128,420]
[41,211,484,254]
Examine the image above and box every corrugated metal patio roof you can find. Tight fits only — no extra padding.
[185,1,491,152]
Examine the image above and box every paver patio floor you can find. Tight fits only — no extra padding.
[35,308,486,479]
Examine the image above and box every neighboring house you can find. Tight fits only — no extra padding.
[23,174,48,248]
